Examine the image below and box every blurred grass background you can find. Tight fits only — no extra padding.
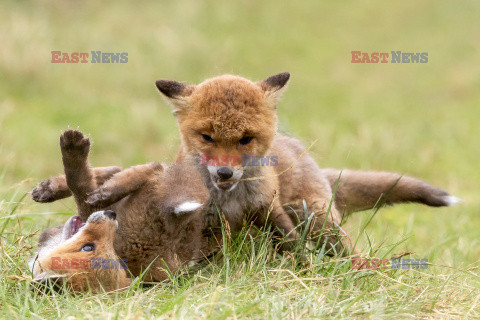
[1,0,479,271]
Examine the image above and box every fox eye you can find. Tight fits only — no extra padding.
[202,134,214,143]
[239,137,253,145]
[81,243,95,252]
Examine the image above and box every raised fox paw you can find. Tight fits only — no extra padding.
[86,187,114,207]
[60,129,90,160]
[31,176,72,203]
[32,179,59,203]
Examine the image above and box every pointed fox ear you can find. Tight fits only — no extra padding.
[155,79,195,114]
[257,72,290,106]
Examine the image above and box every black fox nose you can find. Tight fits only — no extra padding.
[217,167,233,180]
[104,210,116,220]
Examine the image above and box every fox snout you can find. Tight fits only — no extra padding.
[217,167,233,179]
[87,210,117,224]
[206,165,244,192]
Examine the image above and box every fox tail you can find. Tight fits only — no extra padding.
[320,169,461,215]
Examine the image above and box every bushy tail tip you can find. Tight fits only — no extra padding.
[442,195,462,206]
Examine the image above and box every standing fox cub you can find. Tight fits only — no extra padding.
[154,72,459,253]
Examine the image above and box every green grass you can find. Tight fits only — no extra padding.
[1,0,479,318]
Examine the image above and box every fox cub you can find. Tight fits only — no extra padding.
[154,72,459,253]
[31,130,216,292]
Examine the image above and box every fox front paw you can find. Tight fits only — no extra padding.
[60,129,90,160]
[32,179,57,203]
[31,178,71,203]
[86,187,114,207]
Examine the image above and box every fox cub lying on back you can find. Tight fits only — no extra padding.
[31,130,216,292]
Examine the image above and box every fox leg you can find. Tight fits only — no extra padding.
[31,175,72,203]
[59,129,102,220]
[285,197,355,256]
[306,200,355,256]
[254,198,299,253]
[32,166,122,203]
[85,162,163,208]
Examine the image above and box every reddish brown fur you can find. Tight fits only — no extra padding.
[176,75,277,156]
[33,215,130,292]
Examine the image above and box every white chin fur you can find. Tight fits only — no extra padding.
[175,201,203,215]
[211,179,239,192]
[443,195,462,206]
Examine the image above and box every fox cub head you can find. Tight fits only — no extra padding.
[155,72,290,191]
[31,211,130,293]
